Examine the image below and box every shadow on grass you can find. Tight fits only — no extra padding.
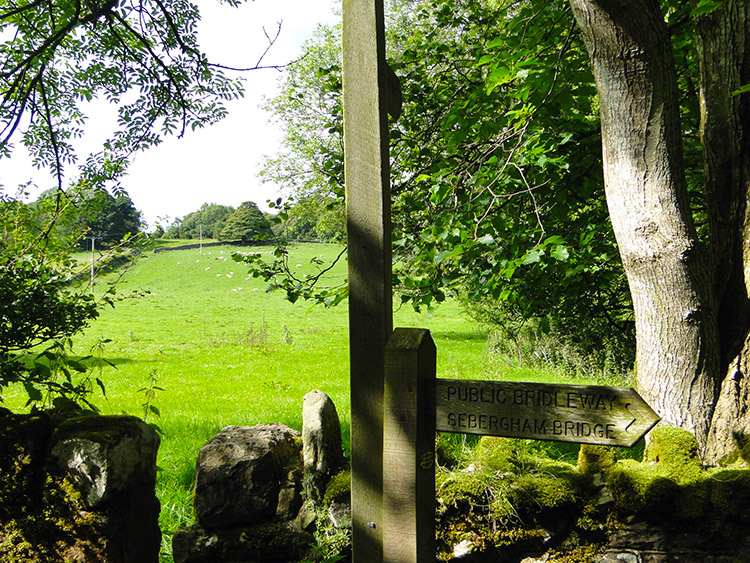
[102,357,138,366]
[432,330,487,342]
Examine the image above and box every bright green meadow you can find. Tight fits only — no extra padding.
[7,242,604,561]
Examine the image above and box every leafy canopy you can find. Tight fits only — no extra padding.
[254,0,706,376]
[255,0,631,366]
[39,185,143,249]
[166,203,236,240]
[0,0,269,190]
[218,200,272,242]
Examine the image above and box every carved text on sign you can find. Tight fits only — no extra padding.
[433,379,659,447]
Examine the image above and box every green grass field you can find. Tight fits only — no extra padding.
[6,242,603,562]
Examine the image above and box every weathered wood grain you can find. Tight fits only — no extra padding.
[383,329,436,563]
[342,0,393,560]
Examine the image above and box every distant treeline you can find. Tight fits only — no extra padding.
[21,186,142,251]
[159,202,271,243]
[161,197,344,244]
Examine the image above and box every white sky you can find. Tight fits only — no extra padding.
[0,0,340,229]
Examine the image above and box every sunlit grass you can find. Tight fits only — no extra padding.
[5,242,583,562]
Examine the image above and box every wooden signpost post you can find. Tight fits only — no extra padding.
[342,0,401,561]
[341,4,659,563]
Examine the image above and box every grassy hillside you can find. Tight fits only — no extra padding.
[5,242,590,562]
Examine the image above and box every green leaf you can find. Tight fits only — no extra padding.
[691,0,726,16]
[486,66,511,94]
[33,361,52,380]
[522,249,544,265]
[488,37,505,49]
[435,250,451,263]
[543,235,567,246]
[96,378,107,398]
[550,246,570,261]
[23,382,43,403]
[67,360,88,373]
[430,183,452,204]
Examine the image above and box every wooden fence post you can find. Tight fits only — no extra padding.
[384,328,437,563]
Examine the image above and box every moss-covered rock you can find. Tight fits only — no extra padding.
[604,428,713,522]
[577,444,617,474]
[592,427,750,551]
[0,410,160,562]
[173,520,313,563]
[322,467,351,510]
[434,438,588,561]
[304,467,352,562]
[474,436,521,473]
[0,469,109,562]
[0,411,53,519]
[708,468,750,521]
[643,426,702,472]
[433,428,750,561]
[50,413,160,509]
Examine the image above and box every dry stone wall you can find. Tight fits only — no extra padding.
[173,390,348,563]
[171,390,750,563]
[0,408,161,562]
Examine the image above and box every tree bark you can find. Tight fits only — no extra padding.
[702,2,750,463]
[569,0,721,453]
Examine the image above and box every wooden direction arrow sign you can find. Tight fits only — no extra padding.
[383,330,662,563]
[433,379,660,447]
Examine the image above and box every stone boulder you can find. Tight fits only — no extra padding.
[173,423,312,563]
[51,414,160,509]
[302,389,344,499]
[194,423,303,528]
[597,520,750,563]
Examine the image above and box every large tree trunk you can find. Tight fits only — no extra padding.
[570,0,750,461]
[568,0,722,453]
[703,2,750,464]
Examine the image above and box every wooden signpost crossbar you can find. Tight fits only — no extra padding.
[434,378,659,448]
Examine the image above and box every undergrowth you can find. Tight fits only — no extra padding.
[461,294,635,385]
[483,324,633,386]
